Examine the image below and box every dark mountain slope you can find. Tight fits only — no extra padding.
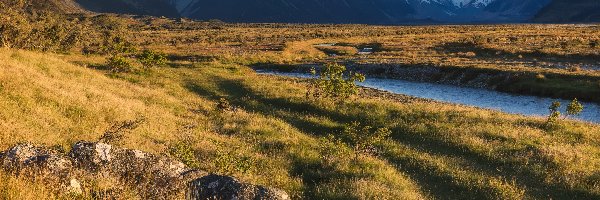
[75,0,180,17]
[482,0,551,22]
[180,0,415,24]
[533,0,600,23]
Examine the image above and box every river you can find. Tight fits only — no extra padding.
[259,71,600,124]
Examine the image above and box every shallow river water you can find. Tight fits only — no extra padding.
[259,71,600,124]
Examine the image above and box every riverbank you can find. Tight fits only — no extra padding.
[253,63,600,103]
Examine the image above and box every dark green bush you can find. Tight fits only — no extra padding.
[139,49,167,68]
[307,63,365,101]
[107,55,135,73]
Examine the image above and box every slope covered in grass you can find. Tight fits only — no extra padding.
[1,48,599,199]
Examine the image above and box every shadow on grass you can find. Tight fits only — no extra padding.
[385,123,600,200]
[184,74,599,200]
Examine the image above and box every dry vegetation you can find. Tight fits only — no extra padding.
[1,5,600,199]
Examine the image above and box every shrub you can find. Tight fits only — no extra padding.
[319,135,352,165]
[102,35,137,56]
[546,99,584,128]
[341,121,391,159]
[307,63,365,101]
[0,5,83,52]
[566,98,584,118]
[546,101,561,126]
[138,49,167,69]
[107,55,135,73]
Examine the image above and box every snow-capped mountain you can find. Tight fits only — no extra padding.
[409,0,550,22]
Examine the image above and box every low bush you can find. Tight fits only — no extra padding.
[107,55,136,73]
[546,101,561,126]
[138,49,167,69]
[307,63,365,101]
[341,121,391,159]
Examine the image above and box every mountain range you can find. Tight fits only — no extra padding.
[52,0,600,23]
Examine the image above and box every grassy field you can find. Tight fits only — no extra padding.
[1,45,599,199]
[96,17,600,102]
[1,6,600,199]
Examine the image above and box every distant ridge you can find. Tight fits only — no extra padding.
[75,0,180,18]
[176,0,416,24]
[12,0,600,24]
[533,0,600,23]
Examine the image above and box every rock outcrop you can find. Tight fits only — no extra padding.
[0,142,290,200]
[188,174,289,200]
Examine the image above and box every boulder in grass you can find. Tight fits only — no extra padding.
[1,142,290,199]
[1,143,72,176]
[188,174,290,200]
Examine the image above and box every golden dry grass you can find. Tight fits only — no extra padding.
[0,22,599,199]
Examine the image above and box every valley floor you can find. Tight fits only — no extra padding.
[1,48,599,199]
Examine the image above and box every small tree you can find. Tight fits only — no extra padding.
[103,35,137,73]
[307,63,365,101]
[566,98,584,118]
[342,121,391,159]
[546,101,561,125]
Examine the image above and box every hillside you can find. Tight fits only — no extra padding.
[169,0,416,24]
[0,0,86,14]
[482,0,551,22]
[75,0,179,17]
[533,0,600,23]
